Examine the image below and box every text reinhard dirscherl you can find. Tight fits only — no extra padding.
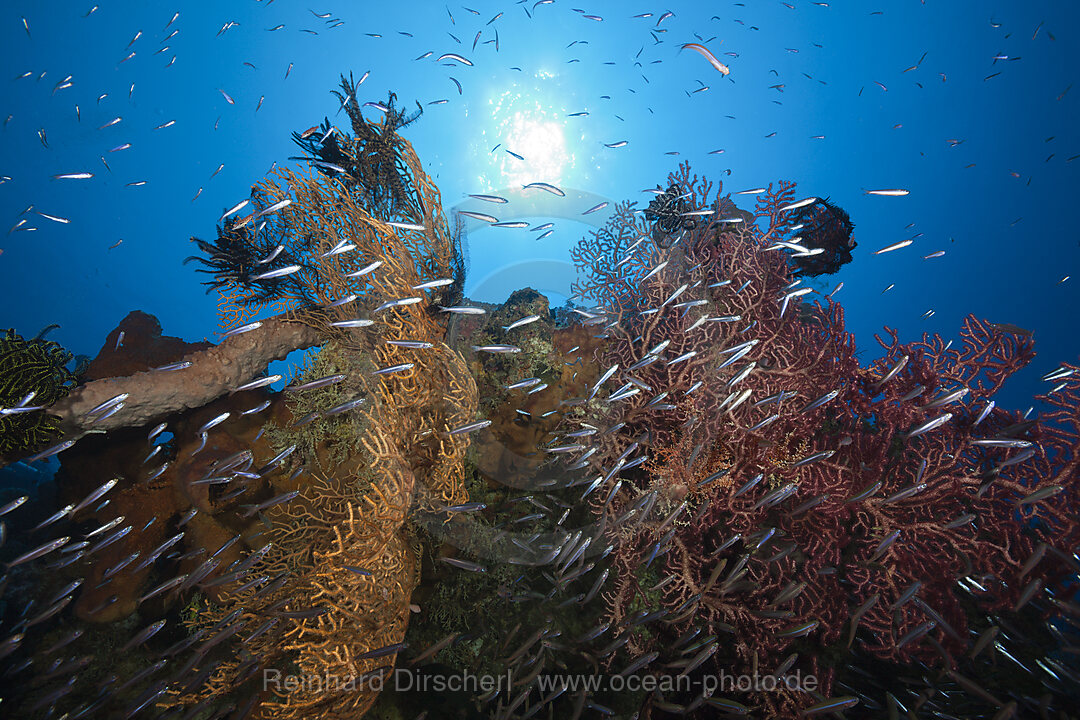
[262,668,819,695]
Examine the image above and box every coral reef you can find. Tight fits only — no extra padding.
[565,161,1079,716]
[164,83,478,719]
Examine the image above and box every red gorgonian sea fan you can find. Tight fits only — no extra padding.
[565,161,1079,717]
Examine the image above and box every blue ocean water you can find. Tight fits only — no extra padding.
[1,2,1079,718]
[0,1,1076,409]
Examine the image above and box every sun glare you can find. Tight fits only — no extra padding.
[499,113,569,189]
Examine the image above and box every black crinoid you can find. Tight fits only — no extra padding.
[784,197,856,277]
[0,327,80,459]
[292,72,424,222]
[644,184,699,248]
[184,216,318,307]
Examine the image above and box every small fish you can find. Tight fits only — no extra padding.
[875,239,913,255]
[492,221,529,228]
[72,478,118,515]
[386,221,426,231]
[437,53,473,65]
[506,377,541,390]
[345,260,384,278]
[287,374,346,392]
[344,566,372,576]
[473,345,522,354]
[439,305,486,315]
[326,294,358,309]
[523,182,565,196]
[506,149,524,160]
[682,43,730,75]
[448,420,491,435]
[53,172,94,180]
[7,536,70,568]
[443,502,486,512]
[251,265,302,281]
[441,556,486,572]
[776,620,819,639]
[468,194,508,204]
[241,490,301,517]
[220,320,262,338]
[329,319,375,328]
[321,240,356,258]
[906,412,953,439]
[372,363,414,376]
[583,201,609,215]
[503,315,541,331]
[386,340,433,349]
[801,390,838,413]
[865,188,910,196]
[375,297,422,312]
[642,261,669,282]
[802,697,860,716]
[1018,485,1063,505]
[780,197,817,212]
[198,411,231,434]
[0,496,28,518]
[603,141,628,149]
[457,210,498,223]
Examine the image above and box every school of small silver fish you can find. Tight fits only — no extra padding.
[0,1,1077,720]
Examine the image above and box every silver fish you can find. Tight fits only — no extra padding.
[30,504,73,532]
[26,440,75,462]
[8,536,70,567]
[457,210,498,223]
[412,278,454,290]
[801,390,839,413]
[345,260,383,277]
[440,557,486,572]
[642,261,669,283]
[197,412,231,434]
[330,319,375,328]
[472,345,521,354]
[522,182,565,196]
[257,244,286,265]
[780,197,817,212]
[906,412,953,439]
[505,377,542,390]
[503,314,541,331]
[386,340,434,349]
[220,320,262,338]
[256,198,292,217]
[374,297,422,312]
[448,420,491,435]
[250,265,301,281]
[233,374,282,392]
[241,490,300,517]
[372,363,414,376]
[241,400,272,415]
[326,294,358,308]
[219,199,249,222]
[439,305,487,315]
[321,240,356,257]
[72,478,118,515]
[387,221,426,231]
[0,496,28,518]
[286,374,346,392]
